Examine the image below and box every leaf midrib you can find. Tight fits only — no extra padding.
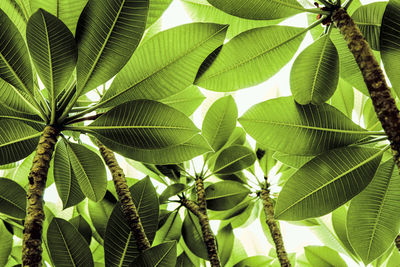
[213,152,253,173]
[0,132,41,148]
[310,36,329,101]
[55,220,77,267]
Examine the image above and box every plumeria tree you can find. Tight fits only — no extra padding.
[1,0,400,266]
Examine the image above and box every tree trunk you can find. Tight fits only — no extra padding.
[332,8,400,168]
[22,125,59,267]
[95,139,150,251]
[260,179,291,267]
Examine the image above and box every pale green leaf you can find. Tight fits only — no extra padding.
[0,178,26,219]
[104,177,159,267]
[202,95,238,151]
[205,181,250,210]
[160,85,205,116]
[363,98,382,131]
[347,159,400,264]
[329,79,354,118]
[0,220,13,266]
[75,0,149,94]
[153,211,182,246]
[331,205,357,257]
[213,145,256,174]
[146,0,172,27]
[304,246,347,267]
[273,152,315,169]
[290,35,339,105]
[26,8,77,99]
[47,217,94,267]
[182,210,208,259]
[67,142,107,202]
[239,97,368,155]
[206,0,305,20]
[130,241,177,267]
[275,146,383,220]
[233,256,273,267]
[100,23,227,107]
[217,224,234,266]
[196,26,306,91]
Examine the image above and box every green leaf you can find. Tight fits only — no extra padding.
[69,215,92,245]
[175,252,195,267]
[290,35,339,105]
[202,95,238,151]
[273,152,314,169]
[75,0,149,94]
[233,256,273,267]
[159,183,186,204]
[67,142,107,202]
[304,246,347,267]
[87,100,199,150]
[217,224,234,266]
[182,210,208,259]
[30,0,88,35]
[153,211,182,246]
[0,220,13,266]
[347,159,400,264]
[104,177,159,267]
[130,241,177,267]
[381,0,400,94]
[239,97,368,155]
[213,145,256,174]
[196,26,306,91]
[146,0,172,27]
[160,85,205,116]
[363,98,383,131]
[206,0,305,20]
[0,79,36,114]
[181,0,283,40]
[0,105,44,131]
[0,0,27,36]
[47,217,94,267]
[331,205,357,258]
[331,28,368,95]
[54,139,85,209]
[352,2,387,51]
[26,8,77,99]
[208,197,252,220]
[329,79,354,118]
[275,146,383,220]
[100,23,227,108]
[0,120,41,165]
[88,191,116,238]
[205,181,250,210]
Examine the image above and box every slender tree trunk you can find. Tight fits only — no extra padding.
[332,8,400,168]
[180,198,220,267]
[22,125,59,267]
[95,139,150,251]
[260,178,291,267]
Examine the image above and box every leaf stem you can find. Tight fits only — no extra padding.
[342,0,354,9]
[305,8,331,15]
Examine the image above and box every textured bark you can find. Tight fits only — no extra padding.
[180,198,220,267]
[95,140,150,251]
[195,175,207,214]
[260,180,291,267]
[23,125,59,267]
[396,235,400,251]
[332,8,400,168]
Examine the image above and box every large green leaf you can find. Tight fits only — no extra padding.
[182,210,208,259]
[75,0,149,94]
[205,181,250,210]
[381,0,400,94]
[53,139,85,209]
[347,160,400,264]
[196,26,306,91]
[30,0,88,34]
[67,142,107,202]
[88,191,116,238]
[202,95,237,151]
[239,97,369,155]
[0,220,13,266]
[304,246,347,267]
[213,145,256,174]
[47,217,94,267]
[26,9,77,100]
[0,178,26,219]
[100,23,227,108]
[290,35,339,105]
[181,0,283,40]
[104,177,159,267]
[352,2,387,51]
[130,241,177,267]
[85,100,199,150]
[0,119,41,165]
[275,146,383,220]
[160,85,205,116]
[206,0,305,20]
[0,79,37,114]
[69,215,92,245]
[273,152,314,169]
[153,211,182,246]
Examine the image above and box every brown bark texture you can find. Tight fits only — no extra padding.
[396,235,400,251]
[22,125,59,267]
[95,139,150,251]
[332,8,400,168]
[260,182,291,267]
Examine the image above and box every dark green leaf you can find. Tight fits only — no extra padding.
[88,191,116,238]
[206,181,250,210]
[182,210,208,259]
[304,246,347,267]
[130,241,176,267]
[0,220,13,266]
[153,211,182,246]
[159,183,186,204]
[175,252,195,267]
[69,215,92,245]
[213,145,256,174]
[0,178,26,219]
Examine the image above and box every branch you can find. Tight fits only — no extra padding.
[332,8,400,169]
[95,139,150,251]
[23,125,59,266]
[260,177,291,267]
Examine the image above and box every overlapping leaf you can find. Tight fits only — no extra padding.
[88,191,116,238]
[130,241,177,267]
[275,146,383,220]
[290,35,339,105]
[100,23,227,107]
[217,224,234,266]
[329,79,354,118]
[0,178,26,219]
[347,160,400,264]
[206,0,305,20]
[160,85,205,116]
[239,97,370,155]
[304,246,347,267]
[146,0,172,27]
[0,220,12,266]
[69,215,92,245]
[75,0,149,94]
[0,0,27,36]
[206,181,250,210]
[0,79,37,114]
[182,210,208,259]
[213,145,256,174]
[273,152,314,169]
[153,211,182,246]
